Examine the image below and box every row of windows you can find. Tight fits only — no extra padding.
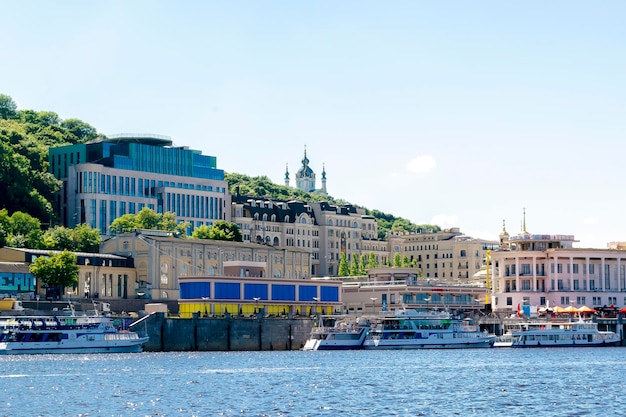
[77,171,225,196]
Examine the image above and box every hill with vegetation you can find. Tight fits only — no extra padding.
[225,173,440,238]
[0,93,439,244]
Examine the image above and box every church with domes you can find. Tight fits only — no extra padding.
[284,146,327,194]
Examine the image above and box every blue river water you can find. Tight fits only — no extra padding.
[2,347,626,417]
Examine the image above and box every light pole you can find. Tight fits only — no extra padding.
[201,296,209,317]
[370,297,377,313]
[313,296,319,316]
[253,297,260,315]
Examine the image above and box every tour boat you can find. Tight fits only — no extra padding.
[303,316,372,350]
[362,309,495,349]
[0,313,149,354]
[510,317,621,348]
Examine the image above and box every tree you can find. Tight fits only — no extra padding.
[393,253,402,267]
[8,211,43,249]
[338,252,349,276]
[43,226,75,251]
[0,94,17,119]
[201,221,243,242]
[110,213,138,234]
[349,253,360,276]
[60,118,99,143]
[43,224,102,253]
[191,225,212,239]
[29,250,79,295]
[110,209,189,236]
[72,223,102,252]
[359,254,367,275]
[367,252,378,270]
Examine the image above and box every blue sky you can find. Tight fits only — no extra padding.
[3,1,626,248]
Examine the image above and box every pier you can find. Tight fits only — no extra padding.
[131,312,315,351]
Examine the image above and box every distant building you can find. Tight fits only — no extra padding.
[49,134,230,235]
[178,274,342,319]
[101,230,312,300]
[231,195,381,277]
[284,146,327,194]
[489,218,626,313]
[386,227,499,283]
[0,247,133,301]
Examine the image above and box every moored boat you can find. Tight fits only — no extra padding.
[303,316,372,350]
[0,314,149,354]
[510,317,621,348]
[362,309,495,349]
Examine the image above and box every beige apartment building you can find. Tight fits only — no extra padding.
[231,195,381,277]
[386,227,499,283]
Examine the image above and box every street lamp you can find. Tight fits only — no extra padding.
[201,296,209,317]
[370,297,377,313]
[313,297,319,316]
[253,297,260,314]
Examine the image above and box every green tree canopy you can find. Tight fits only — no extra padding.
[0,94,17,119]
[0,94,100,226]
[43,224,102,252]
[6,211,43,249]
[109,208,190,236]
[29,250,79,291]
[367,252,378,270]
[349,253,360,276]
[338,252,349,276]
[192,221,242,242]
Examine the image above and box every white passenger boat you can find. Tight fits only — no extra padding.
[510,317,621,348]
[0,314,149,354]
[493,333,514,347]
[362,309,495,349]
[303,316,372,350]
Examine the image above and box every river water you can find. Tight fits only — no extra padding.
[2,347,626,416]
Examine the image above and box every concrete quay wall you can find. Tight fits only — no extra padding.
[131,313,315,352]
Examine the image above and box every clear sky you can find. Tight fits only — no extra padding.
[3,1,625,248]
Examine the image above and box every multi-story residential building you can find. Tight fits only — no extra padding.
[311,202,380,276]
[231,194,381,277]
[490,223,626,313]
[101,229,312,300]
[386,228,499,283]
[49,134,230,235]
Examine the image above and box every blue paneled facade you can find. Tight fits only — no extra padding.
[177,277,342,318]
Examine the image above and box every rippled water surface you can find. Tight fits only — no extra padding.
[2,347,626,416]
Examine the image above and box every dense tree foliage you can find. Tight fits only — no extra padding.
[191,221,242,242]
[109,208,190,235]
[29,250,79,292]
[42,224,102,252]
[0,93,99,223]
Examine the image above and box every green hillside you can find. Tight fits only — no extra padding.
[0,93,439,239]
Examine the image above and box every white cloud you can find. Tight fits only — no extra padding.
[583,217,598,225]
[406,155,436,173]
[430,214,458,229]
[464,229,500,242]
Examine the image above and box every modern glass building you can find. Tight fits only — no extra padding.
[49,134,230,235]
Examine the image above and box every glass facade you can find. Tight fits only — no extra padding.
[49,135,229,235]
